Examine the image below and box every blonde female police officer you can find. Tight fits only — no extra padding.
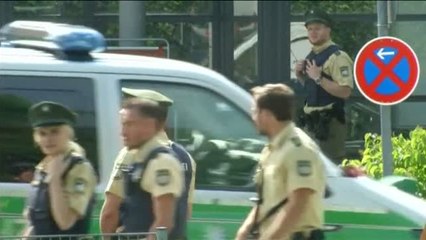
[23,101,97,237]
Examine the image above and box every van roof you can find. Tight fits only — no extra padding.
[0,47,252,108]
[0,47,227,83]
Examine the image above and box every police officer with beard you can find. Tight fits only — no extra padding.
[295,9,354,164]
[235,84,326,240]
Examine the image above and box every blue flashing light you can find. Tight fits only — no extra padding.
[0,21,106,53]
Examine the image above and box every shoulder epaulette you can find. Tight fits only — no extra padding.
[290,137,302,147]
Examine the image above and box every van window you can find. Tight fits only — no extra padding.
[0,75,98,183]
[121,80,265,190]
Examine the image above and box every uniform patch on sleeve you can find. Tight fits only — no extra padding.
[290,137,301,147]
[297,160,312,176]
[155,169,171,186]
[113,173,122,180]
[340,66,350,77]
[74,179,87,193]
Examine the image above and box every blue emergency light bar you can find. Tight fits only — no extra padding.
[0,21,106,56]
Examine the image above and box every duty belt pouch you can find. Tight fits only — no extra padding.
[302,110,332,141]
[310,229,325,240]
[316,110,332,141]
[292,229,325,240]
[247,224,260,240]
[296,108,307,128]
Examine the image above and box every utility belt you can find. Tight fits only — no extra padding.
[297,104,345,141]
[292,229,325,240]
[247,228,324,240]
[247,198,323,240]
[248,197,287,239]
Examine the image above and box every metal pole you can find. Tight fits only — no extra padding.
[156,226,168,240]
[377,0,393,176]
[119,1,145,47]
[257,1,290,85]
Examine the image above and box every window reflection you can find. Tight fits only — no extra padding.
[145,1,213,14]
[121,81,265,190]
[234,20,258,89]
[0,76,98,182]
[234,0,257,16]
[146,22,212,67]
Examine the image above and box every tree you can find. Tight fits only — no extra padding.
[8,1,377,69]
[291,1,377,59]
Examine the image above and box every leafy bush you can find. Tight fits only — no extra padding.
[342,126,426,198]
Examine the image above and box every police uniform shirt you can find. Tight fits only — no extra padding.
[255,123,326,238]
[313,39,354,89]
[164,139,195,204]
[136,133,184,198]
[187,155,196,205]
[32,154,97,216]
[105,131,176,198]
[105,148,132,199]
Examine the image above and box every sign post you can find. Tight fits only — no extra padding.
[354,1,420,176]
[378,0,392,177]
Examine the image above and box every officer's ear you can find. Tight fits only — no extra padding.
[324,25,331,35]
[261,109,277,122]
[155,119,166,131]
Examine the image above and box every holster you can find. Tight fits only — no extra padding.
[292,229,325,240]
[297,104,345,141]
[246,220,260,240]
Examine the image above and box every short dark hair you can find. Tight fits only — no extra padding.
[122,98,168,123]
[251,83,295,121]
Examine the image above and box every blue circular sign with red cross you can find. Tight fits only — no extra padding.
[354,36,419,105]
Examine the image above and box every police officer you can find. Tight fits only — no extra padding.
[235,84,326,240]
[23,101,97,237]
[100,92,188,240]
[120,88,197,231]
[295,9,354,164]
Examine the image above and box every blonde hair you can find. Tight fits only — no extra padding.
[68,141,86,157]
[33,124,86,157]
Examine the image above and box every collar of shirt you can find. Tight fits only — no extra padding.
[34,157,53,183]
[35,152,68,173]
[312,39,334,54]
[269,122,295,150]
[131,130,170,163]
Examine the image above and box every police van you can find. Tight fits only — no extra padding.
[0,21,425,239]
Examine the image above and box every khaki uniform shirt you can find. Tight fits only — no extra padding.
[187,156,196,205]
[314,40,354,89]
[32,153,97,216]
[106,131,184,198]
[254,123,326,239]
[304,40,354,113]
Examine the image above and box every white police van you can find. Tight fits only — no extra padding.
[0,21,425,239]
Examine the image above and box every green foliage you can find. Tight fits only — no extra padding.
[342,127,426,198]
[291,1,376,14]
[145,1,211,14]
[9,1,378,62]
[291,1,377,59]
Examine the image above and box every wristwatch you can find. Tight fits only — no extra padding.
[314,76,322,85]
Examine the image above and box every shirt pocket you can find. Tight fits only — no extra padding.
[263,163,287,192]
